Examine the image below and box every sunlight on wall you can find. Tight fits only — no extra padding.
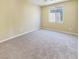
[0,0,40,41]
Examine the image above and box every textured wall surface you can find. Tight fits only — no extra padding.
[41,0,78,34]
[0,0,40,41]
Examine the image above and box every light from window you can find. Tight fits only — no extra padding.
[48,7,64,23]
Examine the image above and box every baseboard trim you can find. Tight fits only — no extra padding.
[0,29,39,43]
[40,27,78,36]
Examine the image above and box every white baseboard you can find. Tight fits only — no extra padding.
[0,28,77,43]
[0,29,39,43]
[40,27,78,36]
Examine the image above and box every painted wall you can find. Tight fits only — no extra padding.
[41,0,78,34]
[0,0,40,41]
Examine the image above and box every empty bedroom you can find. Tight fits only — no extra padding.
[0,0,78,59]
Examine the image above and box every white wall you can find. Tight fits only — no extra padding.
[0,0,40,41]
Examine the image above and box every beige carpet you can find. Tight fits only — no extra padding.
[0,29,78,59]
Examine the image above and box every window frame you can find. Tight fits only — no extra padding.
[48,6,64,24]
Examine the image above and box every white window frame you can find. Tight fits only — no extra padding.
[48,6,64,24]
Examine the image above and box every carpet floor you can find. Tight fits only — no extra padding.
[0,29,78,59]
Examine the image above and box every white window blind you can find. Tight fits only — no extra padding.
[48,7,64,23]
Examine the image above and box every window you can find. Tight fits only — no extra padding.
[48,7,64,23]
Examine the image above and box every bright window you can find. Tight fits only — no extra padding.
[48,7,64,23]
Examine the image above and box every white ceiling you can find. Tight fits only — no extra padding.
[27,0,69,6]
